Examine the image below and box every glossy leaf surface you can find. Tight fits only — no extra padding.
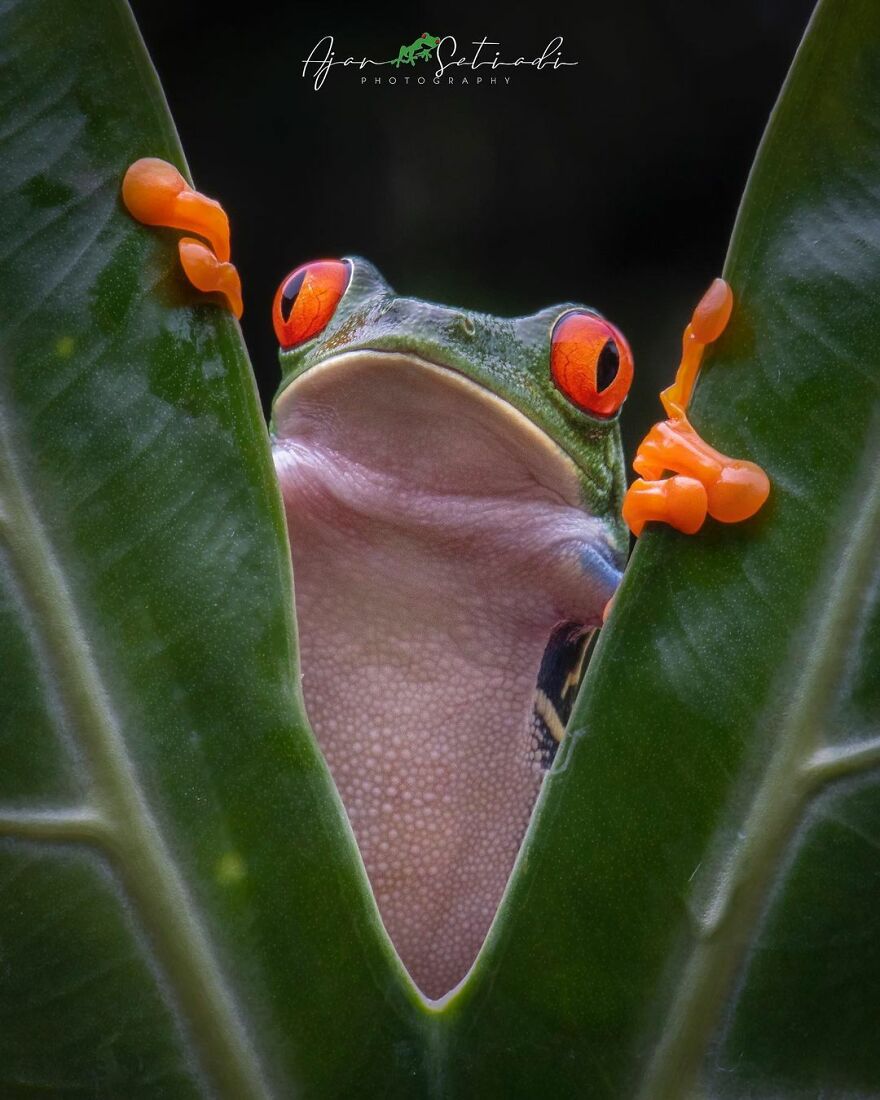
[0,3,422,1097]
[2,0,879,1097]
[448,0,880,1095]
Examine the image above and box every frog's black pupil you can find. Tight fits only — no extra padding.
[281,270,307,323]
[596,339,619,392]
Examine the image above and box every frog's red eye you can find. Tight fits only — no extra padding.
[272,259,351,349]
[550,310,633,418]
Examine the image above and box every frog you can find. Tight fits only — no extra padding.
[120,161,770,1002]
[390,32,441,67]
[266,256,630,999]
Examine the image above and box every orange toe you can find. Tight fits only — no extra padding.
[633,415,721,486]
[178,238,243,319]
[660,278,734,418]
[690,278,734,345]
[122,158,231,263]
[623,475,708,537]
[705,459,770,523]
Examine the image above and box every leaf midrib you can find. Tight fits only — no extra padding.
[636,427,880,1100]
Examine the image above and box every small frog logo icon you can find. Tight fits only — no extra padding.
[391,32,442,67]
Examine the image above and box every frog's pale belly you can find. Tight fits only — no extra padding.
[273,351,621,999]
[289,526,547,996]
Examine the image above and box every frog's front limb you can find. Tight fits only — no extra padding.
[623,279,770,536]
[122,158,242,318]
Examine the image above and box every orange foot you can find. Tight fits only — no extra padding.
[623,279,769,536]
[122,158,242,318]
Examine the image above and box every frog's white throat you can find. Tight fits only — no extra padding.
[272,349,620,1000]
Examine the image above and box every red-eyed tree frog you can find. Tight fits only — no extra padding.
[122,160,769,1001]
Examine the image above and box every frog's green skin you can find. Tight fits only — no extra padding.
[271,257,627,1000]
[390,32,442,67]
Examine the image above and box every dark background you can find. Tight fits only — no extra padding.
[131,1,816,455]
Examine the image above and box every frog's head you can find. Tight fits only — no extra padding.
[269,256,631,997]
[271,256,630,579]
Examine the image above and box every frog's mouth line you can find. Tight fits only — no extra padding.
[271,349,622,1000]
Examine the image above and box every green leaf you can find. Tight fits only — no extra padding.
[443,0,880,1095]
[3,0,880,1096]
[0,2,423,1096]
